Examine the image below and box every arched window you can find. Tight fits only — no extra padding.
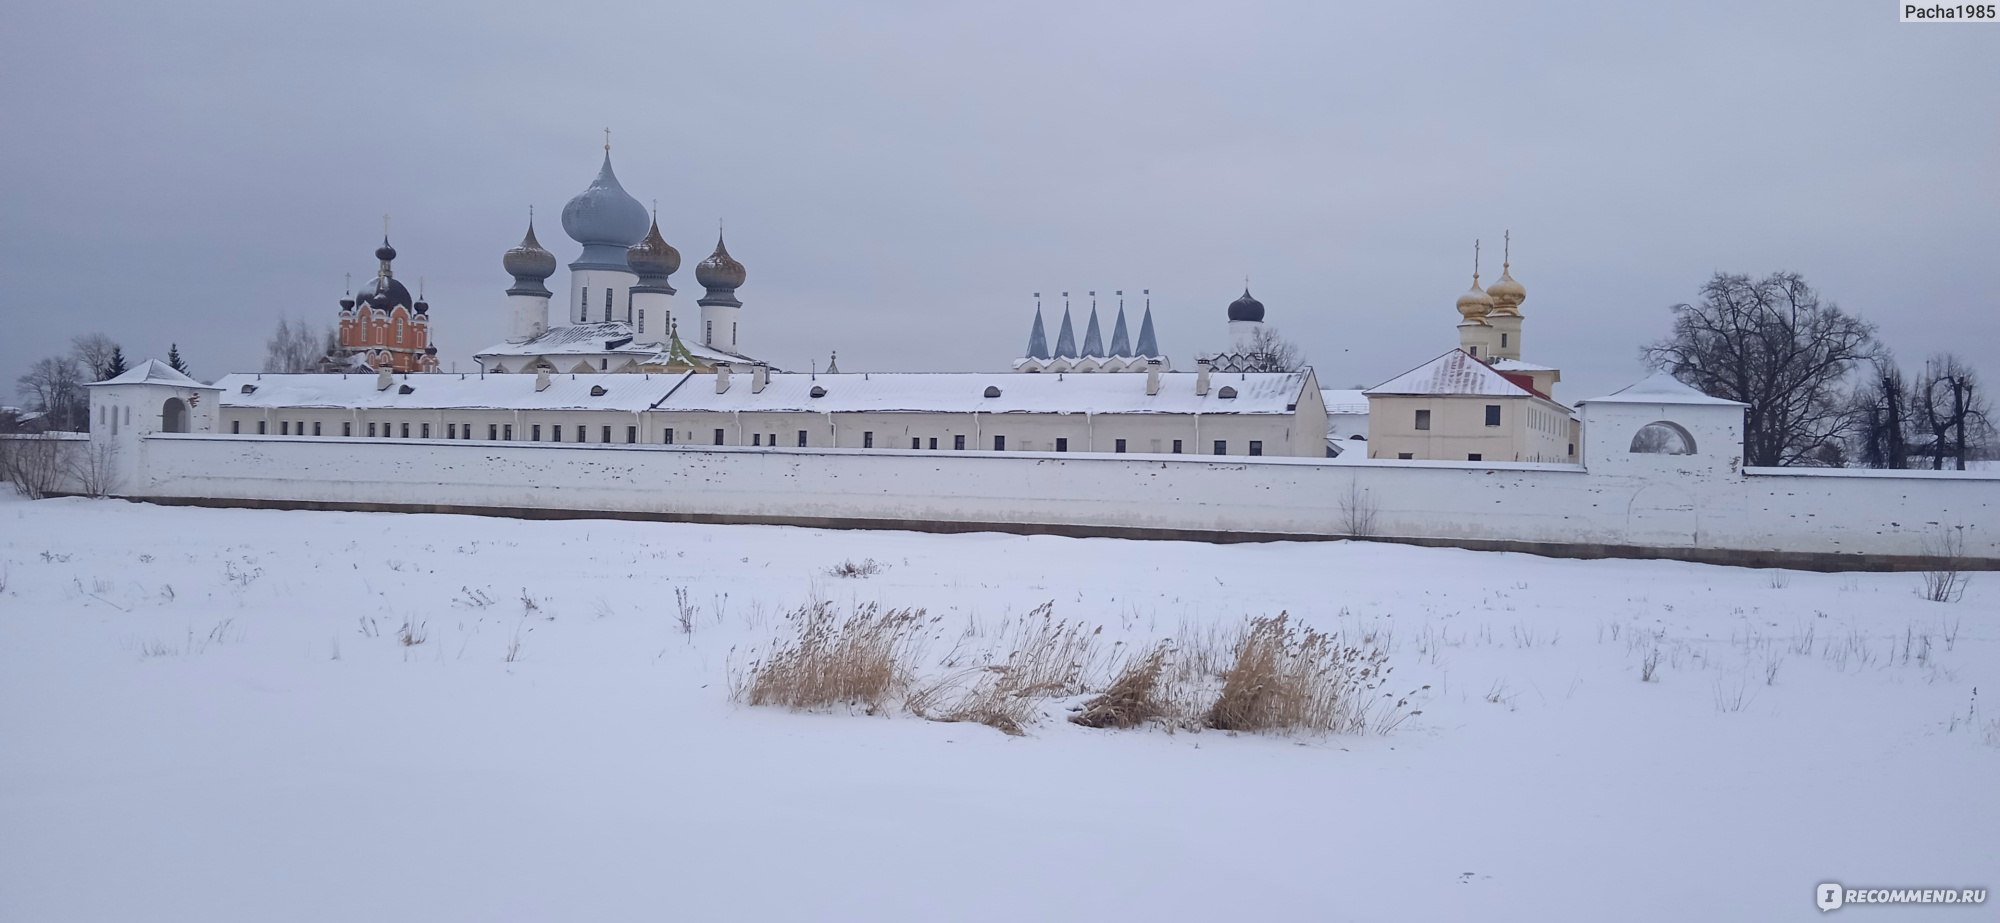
[161,397,190,433]
[1630,421,1695,455]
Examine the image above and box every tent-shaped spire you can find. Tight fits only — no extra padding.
[1054,307,1078,358]
[1025,307,1050,359]
[1135,306,1159,358]
[826,351,840,374]
[1109,306,1131,357]
[1082,307,1105,357]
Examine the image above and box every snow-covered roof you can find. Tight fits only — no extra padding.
[214,370,1312,416]
[1321,389,1368,415]
[1365,349,1536,399]
[667,371,1309,415]
[1579,372,1746,407]
[87,359,214,389]
[216,372,688,412]
[1490,358,1560,373]
[475,322,749,364]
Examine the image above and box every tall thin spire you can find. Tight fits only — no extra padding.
[604,127,612,153]
[1025,293,1050,360]
[1081,294,1105,357]
[1135,294,1159,358]
[1054,294,1078,359]
[1108,290,1132,357]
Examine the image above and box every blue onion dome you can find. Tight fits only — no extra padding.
[1227,287,1265,322]
[626,216,681,285]
[561,152,650,271]
[504,220,558,282]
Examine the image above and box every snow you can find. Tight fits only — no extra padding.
[1365,348,1537,398]
[86,358,210,389]
[1581,371,1746,406]
[1,493,1995,922]
[214,370,1313,416]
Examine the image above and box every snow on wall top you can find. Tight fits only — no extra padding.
[1364,349,1534,398]
[88,359,214,389]
[1580,372,1746,407]
[1321,389,1369,415]
[1490,358,1560,373]
[214,370,1311,416]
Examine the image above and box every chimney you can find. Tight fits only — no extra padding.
[376,367,394,391]
[715,361,732,394]
[1146,358,1162,396]
[535,367,551,392]
[1195,358,1212,396]
[752,362,769,394]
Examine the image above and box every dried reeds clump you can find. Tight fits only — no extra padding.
[738,601,929,713]
[915,602,1107,736]
[1070,643,1169,729]
[1203,613,1395,735]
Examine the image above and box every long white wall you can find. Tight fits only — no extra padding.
[109,433,2000,568]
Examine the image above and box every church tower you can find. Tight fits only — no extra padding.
[695,230,746,354]
[502,216,556,342]
[1455,241,1496,359]
[1484,233,1527,361]
[628,213,681,345]
[561,137,649,326]
[1227,287,1266,351]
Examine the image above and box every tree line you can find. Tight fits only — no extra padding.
[1645,271,1991,469]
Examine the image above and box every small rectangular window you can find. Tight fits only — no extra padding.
[1249,440,1263,456]
[1172,439,1183,454]
[752,433,762,446]
[503,425,513,440]
[446,423,455,439]
[799,431,810,447]
[1485,405,1501,427]
[953,435,965,450]
[488,424,499,440]
[314,422,323,436]
[1568,442,1575,456]
[664,428,675,445]
[714,428,725,445]
[259,421,267,434]
[401,423,410,438]
[280,421,289,435]
[929,438,938,450]
[1468,453,1483,461]
[602,426,612,443]
[627,426,637,444]
[367,422,375,437]
[1500,333,1509,348]
[1398,452,1414,460]
[532,424,542,441]
[1213,440,1226,455]
[994,435,1005,451]
[863,431,874,449]
[232,421,241,434]
[420,423,430,439]
[344,422,353,437]
[911,437,920,449]
[1415,409,1431,431]
[1055,437,1068,452]
[575,426,585,443]
[1114,438,1126,453]
[767,433,775,448]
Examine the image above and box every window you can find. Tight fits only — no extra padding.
[1397,452,1414,460]
[447,423,455,439]
[732,322,737,344]
[994,435,1005,451]
[664,428,675,445]
[575,427,585,443]
[714,428,725,445]
[627,426,637,444]
[401,423,411,438]
[1629,422,1695,455]
[1485,405,1501,427]
[231,421,241,434]
[1469,345,1479,358]
[503,425,513,440]
[1172,439,1183,454]
[863,431,874,449]
[1055,437,1068,452]
[929,438,938,450]
[488,424,499,440]
[280,421,289,435]
[802,431,812,448]
[344,422,353,437]
[752,433,762,446]
[638,308,645,330]
[706,320,713,343]
[767,433,775,448]
[1114,438,1126,453]
[604,287,613,321]
[602,426,612,443]
[1468,453,1483,461]
[911,437,921,449]
[1414,409,1431,431]
[1500,333,1509,348]
[1213,440,1226,455]
[367,422,376,437]
[1249,441,1263,457]
[531,424,541,441]
[420,423,430,439]
[953,435,965,450]
[1568,442,1576,456]
[314,422,323,436]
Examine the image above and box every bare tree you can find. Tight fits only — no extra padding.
[1241,325,1306,373]
[1908,354,1989,471]
[264,317,334,373]
[15,356,89,432]
[1850,355,1910,469]
[0,433,74,499]
[1644,272,1875,467]
[70,333,122,381]
[65,440,119,497]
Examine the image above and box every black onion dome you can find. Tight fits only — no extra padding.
[502,222,558,281]
[1227,287,1265,322]
[695,232,747,290]
[359,276,414,311]
[375,236,397,263]
[414,299,429,315]
[627,218,681,281]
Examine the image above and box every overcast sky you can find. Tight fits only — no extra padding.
[2,0,1994,402]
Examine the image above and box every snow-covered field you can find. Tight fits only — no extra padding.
[1,494,1994,922]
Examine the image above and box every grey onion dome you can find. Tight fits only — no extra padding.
[503,221,558,280]
[1227,287,1265,322]
[696,232,747,291]
[626,217,681,283]
[561,152,650,270]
